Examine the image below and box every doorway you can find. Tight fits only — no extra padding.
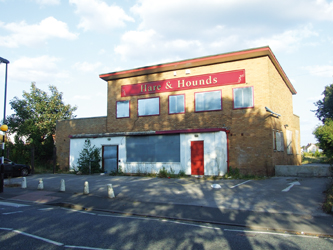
[191,141,204,175]
[102,145,118,173]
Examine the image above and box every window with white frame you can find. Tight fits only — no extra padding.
[169,94,185,114]
[116,100,130,118]
[233,86,253,109]
[286,130,293,154]
[195,90,221,112]
[138,97,160,116]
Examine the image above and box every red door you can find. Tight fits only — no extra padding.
[191,141,204,175]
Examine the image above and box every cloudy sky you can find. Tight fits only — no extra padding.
[0,0,332,145]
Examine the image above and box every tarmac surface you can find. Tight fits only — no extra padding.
[1,174,333,237]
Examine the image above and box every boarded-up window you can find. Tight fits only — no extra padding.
[126,134,180,162]
[286,130,292,154]
[274,131,284,152]
[273,130,277,151]
[276,131,281,151]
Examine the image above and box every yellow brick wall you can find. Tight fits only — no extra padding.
[56,55,300,175]
[56,117,107,170]
[267,60,301,167]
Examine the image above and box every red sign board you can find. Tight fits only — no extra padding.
[121,69,245,97]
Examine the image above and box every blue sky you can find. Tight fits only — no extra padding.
[0,0,332,146]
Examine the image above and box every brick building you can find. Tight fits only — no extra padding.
[56,46,301,176]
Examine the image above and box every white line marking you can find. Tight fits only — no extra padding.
[0,201,30,207]
[230,180,252,189]
[61,207,95,215]
[0,228,63,246]
[160,219,222,230]
[0,228,114,249]
[38,207,54,211]
[65,245,115,250]
[282,181,300,192]
[224,229,319,238]
[2,211,23,215]
[98,213,222,230]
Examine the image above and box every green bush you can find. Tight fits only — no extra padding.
[314,150,321,158]
[77,140,101,174]
[178,169,186,177]
[109,165,124,176]
[158,166,168,178]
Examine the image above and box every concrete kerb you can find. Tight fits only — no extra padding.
[47,199,333,238]
[276,164,333,177]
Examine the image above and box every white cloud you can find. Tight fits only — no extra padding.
[303,65,333,77]
[70,0,134,32]
[112,0,330,64]
[307,95,323,102]
[114,29,158,60]
[10,55,69,83]
[0,17,78,48]
[35,0,60,5]
[247,25,318,52]
[98,49,106,55]
[73,61,102,72]
[132,0,333,31]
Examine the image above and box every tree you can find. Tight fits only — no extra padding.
[7,82,77,164]
[313,83,333,163]
[313,119,333,161]
[314,83,333,122]
[77,140,101,174]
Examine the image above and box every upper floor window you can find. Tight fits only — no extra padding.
[169,94,185,114]
[233,86,254,109]
[116,100,130,118]
[195,90,222,112]
[138,97,160,116]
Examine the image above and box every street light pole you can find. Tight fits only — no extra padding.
[0,57,9,124]
[0,57,9,193]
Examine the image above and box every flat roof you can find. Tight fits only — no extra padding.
[99,46,296,94]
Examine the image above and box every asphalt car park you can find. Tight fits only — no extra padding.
[3,174,330,217]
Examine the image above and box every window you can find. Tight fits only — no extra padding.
[286,130,293,154]
[116,100,130,118]
[126,135,180,162]
[195,90,222,112]
[138,97,159,116]
[295,130,299,155]
[274,130,284,152]
[233,86,253,109]
[169,94,185,114]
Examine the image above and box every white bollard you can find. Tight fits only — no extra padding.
[60,179,65,192]
[107,184,115,198]
[83,181,89,194]
[37,178,44,190]
[21,177,27,189]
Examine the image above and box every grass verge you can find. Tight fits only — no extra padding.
[323,179,333,213]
